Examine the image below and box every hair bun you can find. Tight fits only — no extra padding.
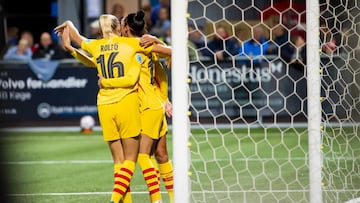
[135,10,145,21]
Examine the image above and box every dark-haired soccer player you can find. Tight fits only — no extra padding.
[120,11,170,203]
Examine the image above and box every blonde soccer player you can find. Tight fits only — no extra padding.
[55,12,171,203]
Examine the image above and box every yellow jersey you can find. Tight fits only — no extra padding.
[138,53,167,111]
[153,54,169,103]
[81,37,153,105]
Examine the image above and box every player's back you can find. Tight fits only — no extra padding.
[81,36,147,105]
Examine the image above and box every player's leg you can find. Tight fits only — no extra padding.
[109,136,139,203]
[105,93,141,203]
[138,135,162,203]
[109,136,132,203]
[98,103,127,203]
[155,117,174,203]
[121,185,132,203]
[107,140,132,203]
[150,153,160,182]
[139,109,164,203]
[155,135,174,203]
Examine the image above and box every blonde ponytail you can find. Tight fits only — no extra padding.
[99,14,120,39]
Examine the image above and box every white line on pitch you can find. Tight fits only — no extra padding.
[8,189,360,197]
[2,160,113,164]
[1,158,304,165]
[1,156,357,165]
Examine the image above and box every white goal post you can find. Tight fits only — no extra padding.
[306,1,322,203]
[171,0,360,203]
[171,0,191,202]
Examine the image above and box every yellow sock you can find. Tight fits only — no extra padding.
[137,153,162,202]
[122,186,132,203]
[114,164,132,203]
[114,163,122,172]
[159,161,174,203]
[150,155,160,182]
[110,160,135,203]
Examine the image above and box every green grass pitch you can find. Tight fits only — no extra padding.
[0,128,359,203]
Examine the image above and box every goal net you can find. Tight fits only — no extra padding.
[171,0,360,202]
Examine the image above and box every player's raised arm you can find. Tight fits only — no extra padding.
[58,26,96,68]
[54,20,87,47]
[60,26,74,52]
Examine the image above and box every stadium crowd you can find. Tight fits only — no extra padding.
[1,0,344,67]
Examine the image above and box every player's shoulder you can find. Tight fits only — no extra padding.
[116,36,139,42]
[83,38,101,47]
[120,37,142,49]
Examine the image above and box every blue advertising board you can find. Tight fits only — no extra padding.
[186,59,307,122]
[0,62,99,127]
[0,55,354,127]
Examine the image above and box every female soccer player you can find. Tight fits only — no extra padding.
[140,34,174,202]
[55,13,171,203]
[120,12,169,203]
[152,59,174,203]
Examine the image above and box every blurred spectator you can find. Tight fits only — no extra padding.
[151,0,170,25]
[232,25,249,59]
[202,26,239,61]
[0,26,19,58]
[19,30,37,53]
[6,26,19,46]
[322,39,336,54]
[150,6,171,39]
[266,24,293,62]
[288,35,306,66]
[162,22,171,45]
[320,23,336,54]
[238,25,270,61]
[142,4,154,31]
[226,29,242,56]
[111,3,126,20]
[234,26,246,43]
[28,32,64,81]
[89,20,101,39]
[3,38,32,61]
[187,25,206,59]
[266,25,287,54]
[32,32,66,60]
[188,24,206,49]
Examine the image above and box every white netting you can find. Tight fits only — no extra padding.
[182,0,360,202]
[319,0,360,202]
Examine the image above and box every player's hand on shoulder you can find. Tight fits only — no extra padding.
[140,34,164,47]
